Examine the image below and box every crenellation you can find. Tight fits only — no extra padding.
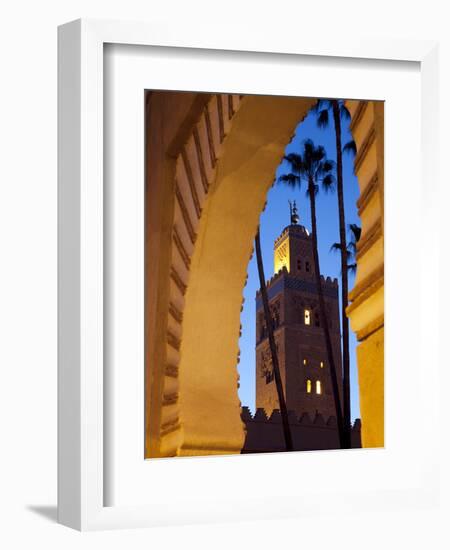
[269,410,282,423]
[313,413,326,426]
[241,407,361,452]
[241,407,361,429]
[320,274,338,288]
[253,408,269,422]
[241,406,253,422]
[255,266,288,297]
[299,412,312,425]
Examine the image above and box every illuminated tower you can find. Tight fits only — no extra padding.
[255,202,343,419]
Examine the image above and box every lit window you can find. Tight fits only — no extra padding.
[320,361,324,369]
[303,358,307,366]
[316,380,322,394]
[306,379,312,393]
[304,309,311,325]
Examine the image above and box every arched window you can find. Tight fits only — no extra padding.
[306,379,312,393]
[305,261,310,272]
[316,380,322,395]
[304,309,311,325]
[320,361,324,369]
[303,358,307,366]
[297,259,301,270]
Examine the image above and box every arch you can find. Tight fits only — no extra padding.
[145,92,384,457]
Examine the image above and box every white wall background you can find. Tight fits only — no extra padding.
[0,1,449,548]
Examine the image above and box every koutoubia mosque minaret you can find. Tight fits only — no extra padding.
[255,202,343,420]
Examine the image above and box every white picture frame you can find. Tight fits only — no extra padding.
[58,18,440,531]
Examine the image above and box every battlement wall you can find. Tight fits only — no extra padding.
[255,266,288,296]
[241,406,361,453]
[321,275,339,287]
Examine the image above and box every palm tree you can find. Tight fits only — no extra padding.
[279,139,345,449]
[332,223,362,274]
[314,99,356,448]
[346,223,361,274]
[254,228,293,451]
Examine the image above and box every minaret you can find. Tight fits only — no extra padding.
[255,203,343,419]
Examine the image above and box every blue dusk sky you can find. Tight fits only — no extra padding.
[237,104,362,421]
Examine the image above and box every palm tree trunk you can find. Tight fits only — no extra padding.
[308,177,345,448]
[332,100,351,449]
[255,228,293,451]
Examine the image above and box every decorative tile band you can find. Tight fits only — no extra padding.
[256,275,338,310]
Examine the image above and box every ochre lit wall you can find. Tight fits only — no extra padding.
[346,100,384,448]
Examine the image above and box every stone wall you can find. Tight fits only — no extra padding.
[241,407,361,453]
[345,100,384,448]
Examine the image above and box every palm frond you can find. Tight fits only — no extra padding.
[311,100,322,114]
[283,153,303,173]
[322,159,335,173]
[348,223,361,242]
[288,139,336,200]
[330,242,341,253]
[340,105,351,121]
[314,144,326,160]
[317,109,329,128]
[312,98,330,113]
[347,263,357,274]
[321,173,335,192]
[278,173,300,189]
[347,241,357,257]
[303,139,315,159]
[284,152,302,164]
[343,140,357,156]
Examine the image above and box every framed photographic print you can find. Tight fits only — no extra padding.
[58,18,440,530]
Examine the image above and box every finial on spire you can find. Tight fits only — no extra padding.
[289,200,299,225]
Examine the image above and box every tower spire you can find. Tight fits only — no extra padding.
[289,200,299,225]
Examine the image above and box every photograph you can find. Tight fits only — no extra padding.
[144,91,384,458]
